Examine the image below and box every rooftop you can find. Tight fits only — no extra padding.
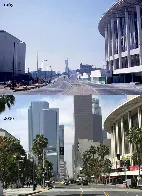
[98,0,142,37]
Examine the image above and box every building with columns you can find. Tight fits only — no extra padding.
[99,0,142,83]
[104,95,142,176]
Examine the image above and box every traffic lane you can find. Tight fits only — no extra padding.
[105,191,142,196]
[92,88,142,95]
[87,84,142,95]
[38,191,105,196]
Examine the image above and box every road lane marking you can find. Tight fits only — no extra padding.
[104,192,109,196]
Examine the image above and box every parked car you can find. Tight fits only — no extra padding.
[64,181,69,185]
[82,180,88,185]
[0,181,3,196]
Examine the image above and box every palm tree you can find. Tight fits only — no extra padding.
[126,127,142,177]
[32,134,48,162]
[0,95,15,113]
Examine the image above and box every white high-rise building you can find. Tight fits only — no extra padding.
[65,58,69,74]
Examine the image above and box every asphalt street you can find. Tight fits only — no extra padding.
[37,184,142,196]
[1,75,142,95]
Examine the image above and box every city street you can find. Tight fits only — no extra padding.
[37,184,142,196]
[4,183,142,196]
[1,76,142,95]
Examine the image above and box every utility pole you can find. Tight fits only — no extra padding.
[37,51,39,83]
[33,157,35,191]
[43,148,45,188]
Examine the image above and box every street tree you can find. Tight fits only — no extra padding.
[82,144,111,180]
[0,136,26,186]
[32,134,48,162]
[126,127,142,177]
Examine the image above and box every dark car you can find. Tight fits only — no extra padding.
[76,180,82,185]
[64,180,69,185]
[82,180,88,185]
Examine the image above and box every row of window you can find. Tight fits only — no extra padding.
[106,54,140,70]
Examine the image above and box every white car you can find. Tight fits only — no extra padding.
[0,181,3,195]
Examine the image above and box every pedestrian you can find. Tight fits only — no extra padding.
[28,180,31,188]
[26,181,29,188]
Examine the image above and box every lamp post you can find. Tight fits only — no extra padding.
[49,66,52,80]
[30,156,35,191]
[42,148,45,188]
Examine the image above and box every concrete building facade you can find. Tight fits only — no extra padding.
[0,30,26,80]
[0,128,16,139]
[104,95,142,176]
[99,0,142,83]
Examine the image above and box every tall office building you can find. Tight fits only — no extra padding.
[65,58,69,74]
[58,125,64,179]
[40,109,58,150]
[28,101,49,151]
[92,98,103,142]
[59,125,64,160]
[73,96,103,173]
[74,95,93,156]
[0,30,26,81]
[28,101,60,178]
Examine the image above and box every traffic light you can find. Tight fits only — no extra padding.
[60,147,64,155]
[117,154,120,160]
[77,142,80,151]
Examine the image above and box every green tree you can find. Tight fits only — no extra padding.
[32,134,48,162]
[0,136,27,186]
[0,95,15,113]
[126,127,142,177]
[97,144,110,175]
[82,144,110,180]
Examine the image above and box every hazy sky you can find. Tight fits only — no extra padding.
[1,0,114,72]
[0,95,126,176]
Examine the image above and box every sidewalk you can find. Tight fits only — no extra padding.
[4,186,46,196]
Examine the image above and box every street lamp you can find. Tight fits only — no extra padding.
[49,66,52,81]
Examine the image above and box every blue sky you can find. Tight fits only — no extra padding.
[0,95,126,175]
[1,0,114,72]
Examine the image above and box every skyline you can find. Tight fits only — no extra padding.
[0,95,127,176]
[1,0,115,72]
